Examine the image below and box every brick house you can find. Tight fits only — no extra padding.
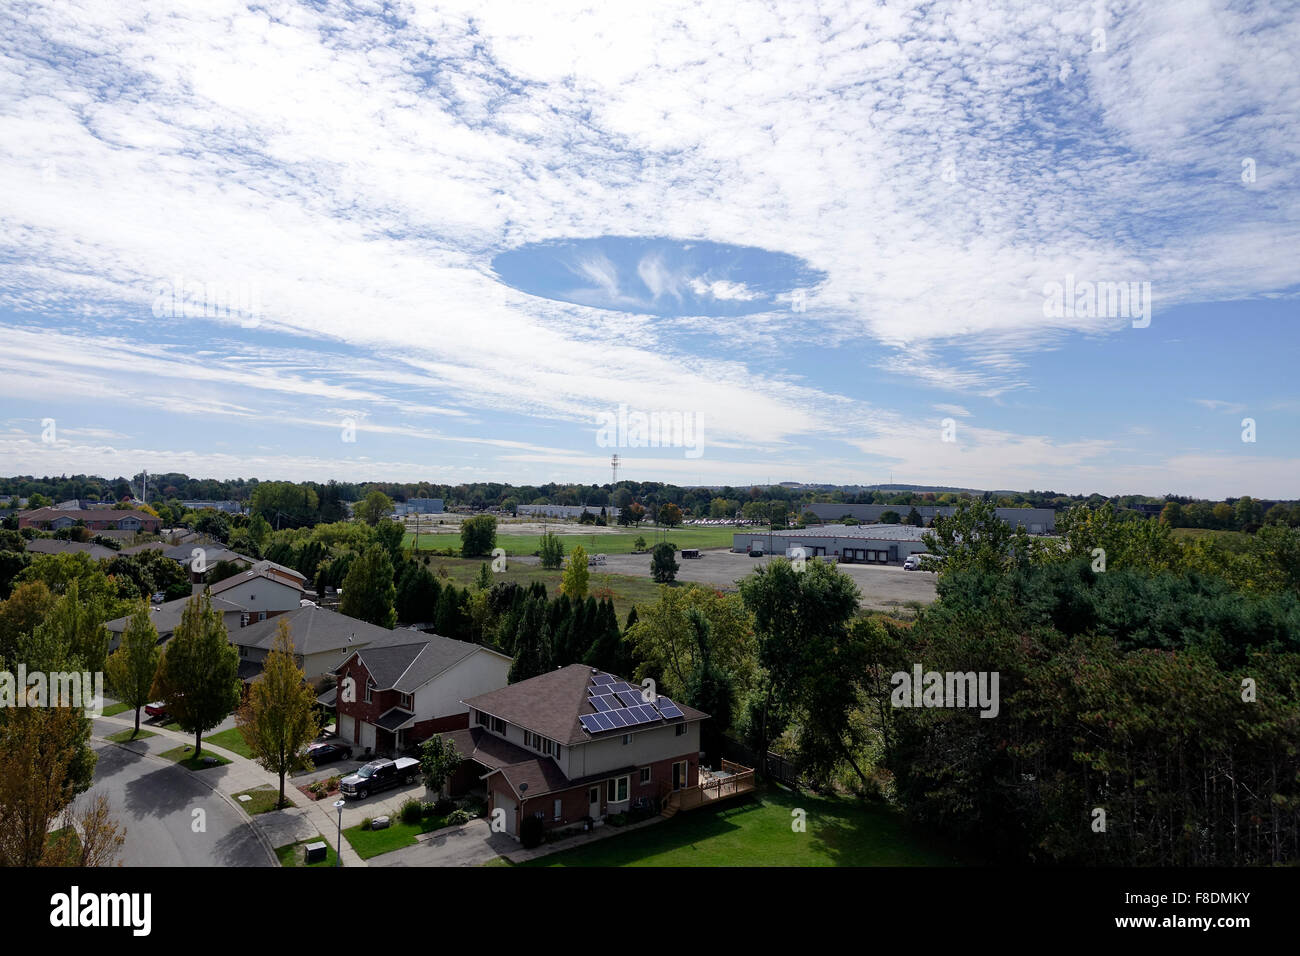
[334,635,511,758]
[438,663,706,839]
[19,507,162,533]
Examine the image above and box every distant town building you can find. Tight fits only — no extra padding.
[181,500,244,514]
[400,498,444,514]
[734,523,931,564]
[802,503,1055,533]
[516,504,620,520]
[18,507,162,534]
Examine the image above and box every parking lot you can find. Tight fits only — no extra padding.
[584,548,938,611]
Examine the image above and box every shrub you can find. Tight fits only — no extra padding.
[607,812,629,827]
[361,817,373,830]
[520,814,545,848]
[447,808,471,825]
[400,798,422,824]
[420,801,437,818]
[434,797,455,815]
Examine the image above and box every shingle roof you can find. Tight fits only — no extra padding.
[105,593,245,635]
[375,706,416,731]
[230,605,410,657]
[208,560,306,596]
[24,539,118,560]
[341,632,485,693]
[463,663,707,748]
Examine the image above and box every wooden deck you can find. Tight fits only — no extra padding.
[663,759,756,816]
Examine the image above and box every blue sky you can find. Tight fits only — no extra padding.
[0,0,1296,497]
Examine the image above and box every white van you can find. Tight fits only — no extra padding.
[903,553,933,571]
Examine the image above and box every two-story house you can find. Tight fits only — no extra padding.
[439,663,707,838]
[334,635,512,758]
[206,560,306,622]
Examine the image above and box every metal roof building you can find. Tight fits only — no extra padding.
[732,523,931,565]
[803,503,1055,533]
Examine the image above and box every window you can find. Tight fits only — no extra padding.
[239,646,247,657]
[606,775,629,803]
[475,710,488,727]
[639,767,651,784]
[621,733,631,745]
[675,723,688,736]
[491,716,505,734]
[553,798,562,821]
[399,692,412,709]
[364,680,373,703]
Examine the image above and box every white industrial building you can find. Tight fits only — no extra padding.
[803,503,1055,533]
[517,504,620,520]
[732,524,930,564]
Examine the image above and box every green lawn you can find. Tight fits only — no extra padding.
[101,701,131,717]
[1171,527,1253,550]
[203,727,254,759]
[342,815,452,859]
[106,728,157,744]
[159,745,232,771]
[504,788,966,867]
[408,557,670,622]
[234,786,295,815]
[276,836,339,867]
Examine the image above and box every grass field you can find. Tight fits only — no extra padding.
[1171,527,1253,549]
[276,836,338,867]
[404,526,740,556]
[203,727,254,759]
[500,787,966,867]
[106,728,157,744]
[234,786,294,815]
[409,556,668,621]
[343,815,453,859]
[101,701,131,717]
[159,745,231,771]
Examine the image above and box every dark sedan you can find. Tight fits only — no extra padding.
[306,742,353,764]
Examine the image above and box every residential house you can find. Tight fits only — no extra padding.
[25,538,118,560]
[206,560,306,622]
[18,507,162,533]
[333,634,512,758]
[104,593,247,652]
[439,664,706,838]
[230,604,416,687]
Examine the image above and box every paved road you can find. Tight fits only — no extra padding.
[533,547,939,611]
[86,731,274,867]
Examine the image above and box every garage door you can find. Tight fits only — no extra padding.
[338,714,355,744]
[497,794,517,835]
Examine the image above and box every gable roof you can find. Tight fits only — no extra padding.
[463,663,707,748]
[342,633,492,694]
[24,539,118,560]
[209,560,306,596]
[104,593,246,635]
[229,604,409,656]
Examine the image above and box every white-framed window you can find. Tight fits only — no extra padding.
[491,716,505,734]
[553,798,562,821]
[606,775,629,803]
[639,767,651,784]
[364,680,373,703]
[675,722,687,736]
[399,692,412,709]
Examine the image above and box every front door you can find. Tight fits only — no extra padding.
[588,786,600,819]
[672,761,683,790]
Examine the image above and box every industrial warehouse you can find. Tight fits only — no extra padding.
[732,523,931,564]
[802,503,1056,533]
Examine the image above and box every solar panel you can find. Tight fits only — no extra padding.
[591,695,612,712]
[616,690,642,708]
[590,712,614,731]
[632,703,660,722]
[608,682,632,694]
[606,708,630,727]
[579,714,603,734]
[657,699,685,719]
[591,673,615,685]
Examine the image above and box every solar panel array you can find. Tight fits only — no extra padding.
[578,672,687,735]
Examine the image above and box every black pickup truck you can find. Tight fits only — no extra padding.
[339,757,420,799]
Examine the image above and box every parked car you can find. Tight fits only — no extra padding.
[144,701,168,718]
[748,548,764,558]
[681,548,701,559]
[339,757,420,799]
[306,742,353,764]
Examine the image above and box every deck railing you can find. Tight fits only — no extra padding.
[667,762,757,812]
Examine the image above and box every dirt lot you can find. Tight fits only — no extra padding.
[527,548,939,612]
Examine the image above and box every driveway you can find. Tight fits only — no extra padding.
[369,818,513,867]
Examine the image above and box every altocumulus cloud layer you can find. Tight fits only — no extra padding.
[0,0,1296,495]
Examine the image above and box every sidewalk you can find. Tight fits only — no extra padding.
[93,712,368,867]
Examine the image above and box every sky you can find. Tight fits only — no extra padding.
[0,0,1296,498]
